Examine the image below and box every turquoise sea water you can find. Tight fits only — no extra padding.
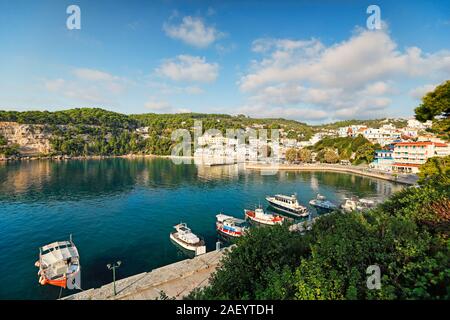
[0,158,403,300]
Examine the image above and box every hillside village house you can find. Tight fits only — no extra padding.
[370,140,449,173]
[392,141,449,173]
[407,119,433,130]
[338,120,428,147]
[370,149,395,172]
[362,126,402,146]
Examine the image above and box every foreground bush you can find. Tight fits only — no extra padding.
[189,181,449,300]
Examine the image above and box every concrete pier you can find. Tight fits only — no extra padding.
[245,163,418,185]
[62,249,227,300]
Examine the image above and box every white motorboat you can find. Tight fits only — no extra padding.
[170,223,206,255]
[244,207,284,225]
[341,197,377,213]
[341,198,358,212]
[35,235,81,290]
[357,198,377,211]
[216,213,248,238]
[266,194,309,217]
[309,194,338,212]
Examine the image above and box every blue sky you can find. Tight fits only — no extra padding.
[0,0,449,123]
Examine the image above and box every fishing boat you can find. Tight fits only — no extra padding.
[357,198,377,211]
[170,223,206,255]
[216,213,248,238]
[35,235,81,290]
[244,207,284,225]
[265,194,309,217]
[341,197,377,213]
[309,194,338,212]
[341,198,358,212]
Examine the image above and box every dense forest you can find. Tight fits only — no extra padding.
[0,108,411,158]
[187,157,450,300]
[415,80,450,141]
[310,135,381,164]
[0,108,314,157]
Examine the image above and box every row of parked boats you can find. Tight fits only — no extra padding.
[34,193,377,291]
[169,193,378,255]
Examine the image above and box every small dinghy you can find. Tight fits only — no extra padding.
[35,235,81,290]
[244,207,284,225]
[170,223,206,256]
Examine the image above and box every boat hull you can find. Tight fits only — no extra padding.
[36,239,81,290]
[244,210,283,225]
[309,201,337,213]
[170,232,206,255]
[216,225,243,238]
[266,200,309,218]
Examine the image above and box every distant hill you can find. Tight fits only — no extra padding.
[313,118,408,130]
[0,108,414,157]
[0,108,315,156]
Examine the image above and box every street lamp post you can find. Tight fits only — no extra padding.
[106,261,122,296]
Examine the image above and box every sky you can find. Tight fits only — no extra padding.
[0,0,449,124]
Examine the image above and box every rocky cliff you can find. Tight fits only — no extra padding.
[0,122,52,155]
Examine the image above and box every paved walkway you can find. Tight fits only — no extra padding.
[245,163,418,185]
[62,249,227,300]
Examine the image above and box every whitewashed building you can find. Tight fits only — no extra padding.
[392,141,449,173]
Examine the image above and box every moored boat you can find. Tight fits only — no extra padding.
[265,194,309,217]
[341,198,358,212]
[244,207,284,225]
[216,213,248,238]
[170,223,206,255]
[35,235,81,290]
[309,194,338,212]
[340,197,377,213]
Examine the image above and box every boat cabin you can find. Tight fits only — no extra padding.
[39,241,80,280]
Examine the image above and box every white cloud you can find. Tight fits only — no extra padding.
[175,108,191,113]
[361,81,393,96]
[409,84,437,100]
[144,99,190,114]
[185,86,204,95]
[163,16,223,48]
[43,68,127,105]
[144,100,172,111]
[238,28,450,121]
[73,68,118,82]
[237,104,329,121]
[147,81,205,95]
[44,79,66,92]
[156,55,219,83]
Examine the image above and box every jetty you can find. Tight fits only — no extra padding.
[62,248,227,300]
[245,163,419,185]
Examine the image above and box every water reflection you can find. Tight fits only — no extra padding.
[0,159,404,203]
[0,158,405,300]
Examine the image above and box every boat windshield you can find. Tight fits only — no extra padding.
[41,242,74,255]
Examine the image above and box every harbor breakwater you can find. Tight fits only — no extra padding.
[244,163,418,185]
[62,248,228,300]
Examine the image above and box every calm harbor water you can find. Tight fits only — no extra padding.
[0,158,403,300]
